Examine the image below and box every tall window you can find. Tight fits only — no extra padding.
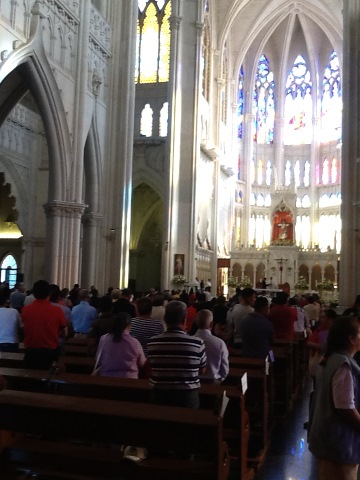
[237,65,244,139]
[253,55,275,144]
[159,102,168,136]
[136,0,171,84]
[140,104,153,136]
[0,254,17,289]
[321,51,341,142]
[284,55,312,145]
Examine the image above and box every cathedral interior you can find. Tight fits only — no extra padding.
[0,0,358,306]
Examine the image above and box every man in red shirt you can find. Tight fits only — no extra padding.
[22,280,67,369]
[268,292,297,341]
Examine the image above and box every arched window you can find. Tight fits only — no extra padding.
[252,55,275,144]
[265,194,271,207]
[294,160,300,187]
[266,161,272,186]
[322,158,329,185]
[296,215,310,248]
[302,195,311,208]
[237,65,244,139]
[140,104,153,136]
[257,159,263,185]
[331,157,338,183]
[285,160,292,186]
[304,161,310,186]
[0,254,17,289]
[136,0,171,84]
[284,55,312,145]
[321,51,342,142]
[159,102,168,137]
[257,194,265,207]
[250,192,256,205]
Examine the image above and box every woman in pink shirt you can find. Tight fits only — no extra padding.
[95,312,147,378]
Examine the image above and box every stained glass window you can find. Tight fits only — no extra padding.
[322,158,329,185]
[321,51,341,142]
[136,0,171,84]
[295,215,310,248]
[257,160,263,185]
[252,55,275,144]
[237,65,244,139]
[331,157,338,183]
[284,55,312,145]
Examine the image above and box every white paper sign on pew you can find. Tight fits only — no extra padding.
[241,372,248,395]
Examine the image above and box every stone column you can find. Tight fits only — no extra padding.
[81,212,103,288]
[44,201,86,287]
[161,0,202,288]
[103,0,137,289]
[340,0,360,305]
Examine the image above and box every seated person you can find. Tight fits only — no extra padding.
[241,296,274,359]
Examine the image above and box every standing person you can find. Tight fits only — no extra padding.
[71,289,97,335]
[303,295,320,330]
[22,280,67,369]
[0,295,23,352]
[308,316,360,480]
[94,313,147,378]
[112,288,136,317]
[227,287,256,348]
[147,300,206,409]
[194,309,229,383]
[268,291,297,341]
[130,296,164,357]
[9,282,26,313]
[241,296,274,359]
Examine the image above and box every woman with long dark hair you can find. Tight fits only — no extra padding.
[94,312,146,378]
[308,315,360,480]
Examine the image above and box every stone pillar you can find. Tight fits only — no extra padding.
[161,0,202,288]
[81,212,103,288]
[44,201,86,287]
[103,0,137,289]
[340,0,360,305]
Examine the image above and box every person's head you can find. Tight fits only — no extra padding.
[240,288,256,306]
[0,296,7,307]
[17,282,25,292]
[121,288,132,300]
[276,291,289,305]
[137,296,153,316]
[254,296,270,315]
[164,300,187,328]
[319,308,337,329]
[60,287,69,299]
[325,316,360,358]
[216,295,226,305]
[288,297,299,307]
[98,295,113,314]
[49,284,61,303]
[33,280,51,300]
[111,288,122,301]
[110,312,132,342]
[152,295,164,307]
[79,289,90,301]
[196,309,213,329]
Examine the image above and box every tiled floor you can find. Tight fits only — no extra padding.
[254,378,317,480]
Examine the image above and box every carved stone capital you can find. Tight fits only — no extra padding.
[43,201,87,219]
[169,15,182,31]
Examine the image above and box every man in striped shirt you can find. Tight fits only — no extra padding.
[147,300,207,409]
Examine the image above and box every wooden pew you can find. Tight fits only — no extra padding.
[0,352,95,374]
[0,389,230,480]
[224,361,272,467]
[0,368,253,480]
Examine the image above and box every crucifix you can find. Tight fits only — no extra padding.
[275,257,288,284]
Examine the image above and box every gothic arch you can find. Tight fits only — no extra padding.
[0,11,71,202]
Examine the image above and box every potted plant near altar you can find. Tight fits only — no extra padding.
[171,274,187,290]
[294,276,309,295]
[238,276,253,288]
[316,278,335,304]
[227,276,237,298]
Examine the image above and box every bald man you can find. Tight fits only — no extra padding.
[194,309,229,383]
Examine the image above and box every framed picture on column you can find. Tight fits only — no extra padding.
[174,254,184,275]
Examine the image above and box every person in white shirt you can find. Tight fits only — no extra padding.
[227,288,257,348]
[0,295,23,352]
[194,309,229,383]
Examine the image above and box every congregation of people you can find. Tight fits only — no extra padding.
[0,278,360,478]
